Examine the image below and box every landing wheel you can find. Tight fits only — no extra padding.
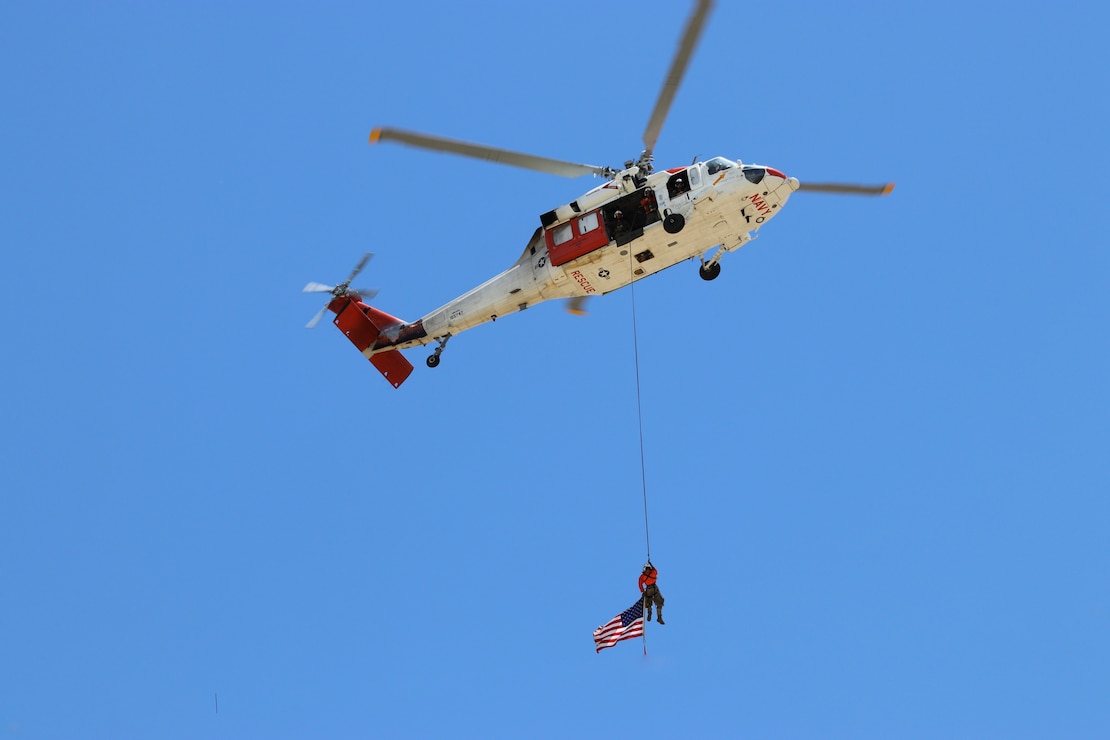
[699,262,721,281]
[426,335,451,368]
[663,213,686,234]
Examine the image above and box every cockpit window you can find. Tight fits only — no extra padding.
[743,167,766,184]
[706,157,735,175]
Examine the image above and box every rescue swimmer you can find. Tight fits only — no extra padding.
[639,563,664,625]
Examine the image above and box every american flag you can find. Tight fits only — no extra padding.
[593,598,645,653]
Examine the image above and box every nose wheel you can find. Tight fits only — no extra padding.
[426,335,451,368]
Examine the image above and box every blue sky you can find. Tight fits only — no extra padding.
[2,1,1108,737]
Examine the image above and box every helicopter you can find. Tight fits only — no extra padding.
[304,0,893,389]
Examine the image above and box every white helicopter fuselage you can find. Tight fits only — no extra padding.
[386,159,799,354]
[311,1,890,387]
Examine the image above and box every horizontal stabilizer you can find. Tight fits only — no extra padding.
[369,349,414,389]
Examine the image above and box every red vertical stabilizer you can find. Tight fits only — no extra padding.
[332,299,414,388]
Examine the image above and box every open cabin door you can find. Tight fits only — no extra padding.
[544,187,661,265]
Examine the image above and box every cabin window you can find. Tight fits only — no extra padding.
[706,157,735,175]
[688,166,702,188]
[552,222,573,246]
[667,170,691,198]
[578,212,599,234]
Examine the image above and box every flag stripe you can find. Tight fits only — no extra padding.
[594,619,639,637]
[594,624,643,650]
[594,626,642,643]
[595,623,643,642]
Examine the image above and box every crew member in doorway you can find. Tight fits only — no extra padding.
[639,562,664,624]
[613,209,627,235]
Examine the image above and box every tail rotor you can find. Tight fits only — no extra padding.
[303,253,380,328]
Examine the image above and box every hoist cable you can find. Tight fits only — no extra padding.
[629,266,651,654]
[628,265,651,562]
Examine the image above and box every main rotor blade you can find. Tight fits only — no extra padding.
[797,182,896,196]
[370,127,610,178]
[303,282,336,294]
[641,0,714,156]
[566,296,590,317]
